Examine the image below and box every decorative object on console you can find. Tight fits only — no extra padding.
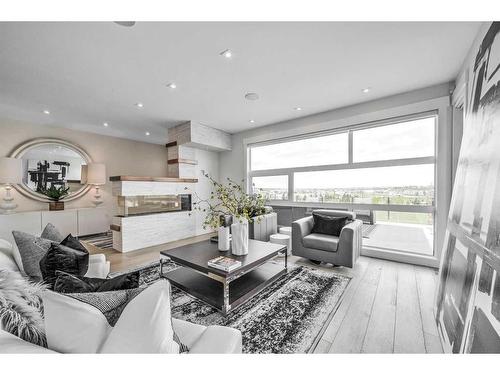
[9,138,92,203]
[190,172,266,255]
[39,185,70,211]
[0,157,22,215]
[85,163,106,207]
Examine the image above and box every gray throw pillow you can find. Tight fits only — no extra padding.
[40,223,63,242]
[11,231,55,281]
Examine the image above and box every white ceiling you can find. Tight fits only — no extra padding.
[0,22,481,144]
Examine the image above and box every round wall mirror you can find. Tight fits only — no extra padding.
[10,138,93,202]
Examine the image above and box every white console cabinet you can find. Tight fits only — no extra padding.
[0,207,110,246]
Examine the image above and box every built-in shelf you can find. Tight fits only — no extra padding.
[167,158,198,165]
[109,176,198,183]
[110,224,121,232]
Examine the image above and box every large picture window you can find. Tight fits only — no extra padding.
[248,112,437,257]
[250,132,348,171]
[352,117,435,162]
[293,164,434,205]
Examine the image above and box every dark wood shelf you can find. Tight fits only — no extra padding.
[110,224,121,232]
[109,176,198,183]
[167,158,198,165]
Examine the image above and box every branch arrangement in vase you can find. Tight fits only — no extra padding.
[188,173,268,254]
[188,172,267,230]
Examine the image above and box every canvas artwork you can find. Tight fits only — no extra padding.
[25,157,84,193]
[436,22,500,353]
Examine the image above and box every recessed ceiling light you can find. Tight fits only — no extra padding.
[362,87,371,93]
[103,122,109,127]
[294,107,302,111]
[220,49,233,58]
[166,83,177,89]
[245,93,259,101]
[249,120,255,124]
[135,102,144,108]
[145,131,150,136]
[43,110,50,115]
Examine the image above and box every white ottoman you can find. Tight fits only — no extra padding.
[270,233,291,256]
[279,226,292,236]
[279,227,292,252]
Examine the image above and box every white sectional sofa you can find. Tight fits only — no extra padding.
[0,238,242,354]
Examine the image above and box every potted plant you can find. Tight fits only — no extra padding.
[39,185,70,211]
[190,172,266,255]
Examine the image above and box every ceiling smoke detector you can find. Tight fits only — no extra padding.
[245,93,259,101]
[114,21,136,27]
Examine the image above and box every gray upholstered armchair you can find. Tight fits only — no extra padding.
[292,209,362,268]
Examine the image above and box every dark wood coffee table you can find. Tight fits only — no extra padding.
[159,239,287,315]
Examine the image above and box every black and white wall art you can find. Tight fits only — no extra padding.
[436,22,500,353]
[20,144,86,194]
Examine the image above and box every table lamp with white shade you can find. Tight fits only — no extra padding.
[83,163,106,207]
[0,157,22,214]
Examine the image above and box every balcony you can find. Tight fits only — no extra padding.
[362,221,433,256]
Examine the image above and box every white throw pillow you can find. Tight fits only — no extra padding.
[0,238,24,274]
[42,279,179,353]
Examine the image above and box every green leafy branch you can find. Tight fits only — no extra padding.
[187,172,268,230]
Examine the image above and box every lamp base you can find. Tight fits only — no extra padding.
[92,185,104,208]
[1,185,17,215]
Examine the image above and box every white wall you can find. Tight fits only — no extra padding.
[219,82,456,267]
[0,118,219,235]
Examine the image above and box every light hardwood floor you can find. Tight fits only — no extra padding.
[85,235,443,353]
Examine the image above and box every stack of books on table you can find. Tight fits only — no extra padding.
[207,256,242,272]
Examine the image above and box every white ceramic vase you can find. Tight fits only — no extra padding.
[218,226,230,251]
[231,217,249,256]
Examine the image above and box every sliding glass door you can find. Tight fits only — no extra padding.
[248,113,437,259]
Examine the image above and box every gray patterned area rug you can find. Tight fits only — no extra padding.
[113,261,350,353]
[79,231,114,249]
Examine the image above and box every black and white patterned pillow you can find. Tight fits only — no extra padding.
[68,289,144,326]
[66,287,188,352]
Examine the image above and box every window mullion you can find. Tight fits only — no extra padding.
[348,130,353,164]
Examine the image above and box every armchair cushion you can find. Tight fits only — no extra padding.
[311,213,351,237]
[303,233,339,252]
